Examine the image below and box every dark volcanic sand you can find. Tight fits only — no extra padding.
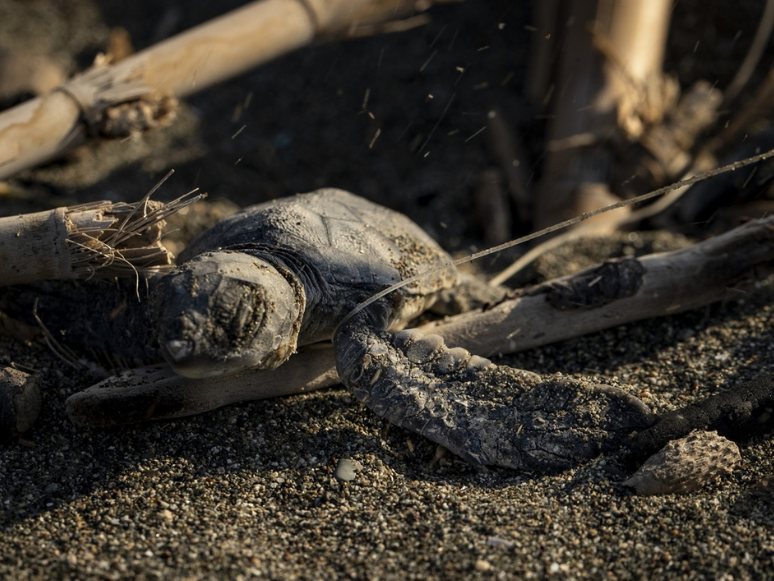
[1,1,774,579]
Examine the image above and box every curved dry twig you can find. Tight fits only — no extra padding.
[723,0,774,104]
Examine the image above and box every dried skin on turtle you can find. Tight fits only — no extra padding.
[157,188,460,377]
[3,189,655,472]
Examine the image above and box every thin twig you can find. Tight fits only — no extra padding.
[417,93,455,155]
[723,0,774,104]
[32,299,83,370]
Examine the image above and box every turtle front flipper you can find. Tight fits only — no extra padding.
[335,311,654,472]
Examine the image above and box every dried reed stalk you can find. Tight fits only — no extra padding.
[533,0,675,229]
[0,190,201,285]
[0,0,452,180]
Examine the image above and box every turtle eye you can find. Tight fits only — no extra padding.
[164,339,193,363]
[209,277,266,345]
[232,298,253,332]
[155,250,300,377]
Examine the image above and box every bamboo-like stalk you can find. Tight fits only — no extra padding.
[0,192,201,285]
[0,0,451,180]
[534,0,674,229]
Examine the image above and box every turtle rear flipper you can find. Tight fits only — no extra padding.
[335,312,654,472]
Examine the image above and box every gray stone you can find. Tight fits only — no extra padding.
[334,458,361,482]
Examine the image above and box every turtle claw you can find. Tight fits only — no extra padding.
[336,320,654,472]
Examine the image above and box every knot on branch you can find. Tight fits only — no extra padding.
[56,65,177,139]
[543,257,645,310]
[95,94,177,138]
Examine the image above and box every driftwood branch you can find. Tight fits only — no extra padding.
[0,191,201,286]
[67,215,774,426]
[425,215,774,356]
[628,373,774,462]
[67,348,338,427]
[0,0,450,180]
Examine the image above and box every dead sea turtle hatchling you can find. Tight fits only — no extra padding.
[9,189,654,472]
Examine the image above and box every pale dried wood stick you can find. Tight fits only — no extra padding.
[489,144,767,287]
[534,0,675,228]
[426,214,774,356]
[67,347,338,426]
[66,213,774,426]
[0,188,202,286]
[0,0,452,179]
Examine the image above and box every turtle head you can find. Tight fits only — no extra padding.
[154,251,303,378]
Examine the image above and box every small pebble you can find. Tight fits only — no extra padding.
[487,536,515,549]
[334,458,361,482]
[475,559,493,572]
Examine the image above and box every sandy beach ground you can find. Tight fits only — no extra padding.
[3,263,774,580]
[1,1,774,579]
